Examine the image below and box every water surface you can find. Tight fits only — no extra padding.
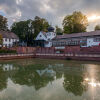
[0,59,100,100]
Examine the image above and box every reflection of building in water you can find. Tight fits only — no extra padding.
[48,64,64,68]
[36,68,56,77]
[2,64,19,71]
[55,64,64,67]
[47,63,92,75]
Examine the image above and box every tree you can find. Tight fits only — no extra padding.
[32,16,50,38]
[0,34,3,46]
[11,21,29,42]
[95,24,100,31]
[55,26,63,35]
[62,11,88,34]
[63,73,87,96]
[0,15,8,30]
[0,67,7,91]
[11,16,50,46]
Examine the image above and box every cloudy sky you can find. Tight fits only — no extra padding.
[0,0,100,31]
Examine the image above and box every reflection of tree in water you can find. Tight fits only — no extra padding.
[63,73,87,96]
[55,71,63,79]
[11,65,55,90]
[0,67,7,91]
[33,72,54,90]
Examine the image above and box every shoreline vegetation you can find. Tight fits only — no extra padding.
[0,48,16,54]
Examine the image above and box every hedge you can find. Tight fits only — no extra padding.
[0,49,17,54]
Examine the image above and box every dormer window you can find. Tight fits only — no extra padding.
[40,35,42,37]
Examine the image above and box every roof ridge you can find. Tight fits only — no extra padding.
[55,30,100,39]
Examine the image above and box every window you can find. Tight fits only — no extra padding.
[80,40,87,46]
[7,39,9,42]
[94,38,100,42]
[5,44,7,47]
[40,35,42,37]
[5,38,7,41]
[9,39,11,42]
[48,38,50,41]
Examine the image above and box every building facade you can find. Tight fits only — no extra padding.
[0,31,19,48]
[35,27,56,47]
[52,30,100,47]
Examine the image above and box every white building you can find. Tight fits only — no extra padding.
[36,27,56,47]
[52,30,100,47]
[0,31,19,48]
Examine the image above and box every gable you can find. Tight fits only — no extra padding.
[36,32,47,41]
[46,32,56,40]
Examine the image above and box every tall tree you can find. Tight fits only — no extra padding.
[55,26,63,35]
[0,34,3,46]
[11,16,50,46]
[11,20,34,46]
[0,15,8,30]
[32,16,50,38]
[62,11,88,34]
[11,21,28,42]
[95,24,100,31]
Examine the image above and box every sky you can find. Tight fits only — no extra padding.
[0,0,100,31]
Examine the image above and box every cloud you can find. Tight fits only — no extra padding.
[16,0,23,5]
[0,0,100,31]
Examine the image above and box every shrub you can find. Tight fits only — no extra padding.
[0,49,17,54]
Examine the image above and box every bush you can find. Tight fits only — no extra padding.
[0,49,17,54]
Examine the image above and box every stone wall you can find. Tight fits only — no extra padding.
[10,47,36,54]
[36,46,100,54]
[9,46,100,54]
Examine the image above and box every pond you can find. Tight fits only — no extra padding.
[0,58,100,100]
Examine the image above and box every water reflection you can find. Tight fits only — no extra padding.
[0,67,7,91]
[0,59,100,100]
[63,72,87,96]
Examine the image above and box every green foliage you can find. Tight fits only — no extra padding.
[11,20,30,42]
[63,74,87,96]
[0,49,16,54]
[0,15,8,30]
[95,24,100,31]
[0,68,7,91]
[55,25,63,35]
[11,16,50,45]
[62,11,88,34]
[32,16,50,38]
[0,34,3,45]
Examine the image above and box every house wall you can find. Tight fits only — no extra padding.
[36,32,47,41]
[10,47,36,54]
[52,38,81,47]
[3,38,19,47]
[87,38,100,47]
[46,32,56,40]
[36,31,56,47]
[45,41,52,47]
[52,36,100,47]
